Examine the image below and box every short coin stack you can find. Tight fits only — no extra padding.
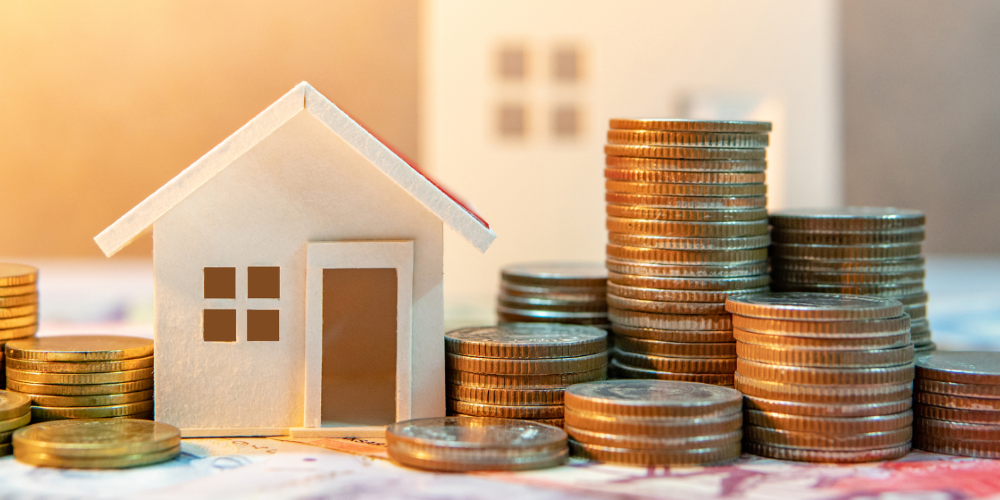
[0,391,32,456]
[445,323,608,426]
[13,419,180,468]
[727,292,914,463]
[497,263,608,329]
[5,336,154,421]
[603,119,772,385]
[769,208,933,352]
[913,351,1000,458]
[1,263,41,388]
[564,379,743,466]
[386,417,567,471]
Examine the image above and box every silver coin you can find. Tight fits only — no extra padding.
[768,207,925,230]
[565,379,741,417]
[725,292,904,320]
[915,351,1000,385]
[445,324,607,359]
[501,262,607,287]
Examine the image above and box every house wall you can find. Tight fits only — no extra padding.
[152,110,443,433]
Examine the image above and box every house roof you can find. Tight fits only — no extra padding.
[94,82,496,257]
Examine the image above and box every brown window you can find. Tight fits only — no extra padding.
[204,309,236,342]
[204,267,236,299]
[498,46,526,80]
[553,105,579,138]
[498,103,526,138]
[248,267,280,299]
[247,310,279,341]
[552,46,580,82]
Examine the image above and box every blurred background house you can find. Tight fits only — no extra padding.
[1,0,998,346]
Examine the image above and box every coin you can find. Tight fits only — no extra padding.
[915,351,1000,385]
[733,328,911,350]
[607,295,726,314]
[612,324,734,343]
[609,271,770,291]
[496,306,608,323]
[744,409,912,434]
[0,324,37,341]
[446,400,563,419]
[605,156,767,172]
[771,228,925,245]
[609,118,772,133]
[771,270,925,285]
[732,315,910,337]
[769,242,923,260]
[19,390,154,408]
[737,358,913,385]
[31,400,154,420]
[771,283,925,297]
[568,426,742,450]
[501,262,606,287]
[446,324,607,360]
[447,368,606,389]
[744,425,911,451]
[734,373,913,404]
[0,316,37,329]
[5,335,153,362]
[564,407,741,436]
[498,297,607,313]
[444,412,564,428]
[913,434,1000,459]
[742,394,911,417]
[0,264,38,287]
[614,336,735,358]
[604,144,766,161]
[608,233,770,251]
[0,391,31,420]
[725,292,904,321]
[13,418,179,457]
[607,282,767,304]
[915,403,1000,425]
[500,283,605,302]
[608,308,732,331]
[5,378,154,396]
[610,359,735,385]
[606,192,768,209]
[446,352,607,376]
[0,413,31,432]
[914,417,1000,441]
[769,256,925,273]
[385,417,568,472]
[605,258,768,278]
[14,444,180,469]
[447,385,564,406]
[7,367,154,385]
[564,379,742,418]
[570,439,741,466]
[743,441,910,463]
[606,205,767,222]
[614,349,735,374]
[915,392,1000,411]
[768,207,925,231]
[606,129,769,148]
[0,293,38,308]
[606,217,769,237]
[0,284,37,298]
[0,304,38,320]
[604,169,766,184]
[916,379,1000,399]
[736,343,914,368]
[6,356,154,374]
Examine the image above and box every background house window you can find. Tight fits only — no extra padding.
[204,309,236,342]
[552,104,579,138]
[498,46,526,80]
[498,103,526,138]
[204,267,235,299]
[552,46,580,82]
[249,267,280,299]
[247,309,279,341]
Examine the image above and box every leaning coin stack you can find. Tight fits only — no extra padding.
[13,419,180,469]
[727,292,914,463]
[4,336,154,421]
[603,119,772,385]
[564,379,743,466]
[497,263,608,329]
[0,391,32,456]
[445,323,608,426]
[913,351,1000,458]
[386,417,568,471]
[769,208,933,352]
[1,263,41,389]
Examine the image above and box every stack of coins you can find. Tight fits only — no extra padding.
[13,419,180,468]
[914,351,1000,458]
[603,119,772,386]
[769,208,933,352]
[386,417,567,471]
[1,264,40,388]
[4,336,154,421]
[0,391,31,456]
[445,323,608,426]
[727,292,914,463]
[497,263,608,329]
[564,379,742,466]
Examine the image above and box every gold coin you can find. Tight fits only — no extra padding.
[609,271,770,291]
[604,144,766,160]
[606,192,767,209]
[605,181,767,198]
[13,418,178,458]
[31,400,154,420]
[0,391,31,420]
[446,399,563,419]
[604,169,766,184]
[736,343,914,368]
[605,155,767,172]
[613,349,735,374]
[610,359,735,385]
[5,335,153,362]
[445,352,606,376]
[744,441,910,463]
[614,335,735,358]
[564,407,742,437]
[14,444,180,469]
[0,325,37,341]
[0,304,37,320]
[607,243,768,265]
[568,426,742,450]
[21,390,154,408]
[0,443,9,456]
[5,378,154,396]
[0,293,38,308]
[0,413,32,432]
[570,439,741,466]
[0,315,37,329]
[607,295,726,315]
[0,284,36,298]
[0,264,38,287]
[7,367,154,385]
[744,425,911,451]
[608,307,732,331]
[608,232,770,251]
[6,356,154,374]
[608,118,772,133]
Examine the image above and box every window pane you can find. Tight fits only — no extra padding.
[204,267,235,299]
[498,103,526,138]
[248,310,279,341]
[553,46,580,82]
[204,309,236,342]
[248,267,280,299]
[498,46,526,80]
[552,104,579,138]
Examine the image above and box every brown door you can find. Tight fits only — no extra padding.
[321,268,397,426]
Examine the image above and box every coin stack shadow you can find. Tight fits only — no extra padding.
[769,208,933,353]
[445,324,609,427]
[0,264,41,389]
[4,336,154,422]
[0,391,31,456]
[913,352,1000,458]
[497,263,608,329]
[564,380,743,466]
[602,119,772,386]
[728,292,915,463]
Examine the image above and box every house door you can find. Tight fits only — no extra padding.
[301,241,413,437]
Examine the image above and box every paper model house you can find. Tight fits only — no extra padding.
[94,82,495,438]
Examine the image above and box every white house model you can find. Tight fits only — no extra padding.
[95,82,496,438]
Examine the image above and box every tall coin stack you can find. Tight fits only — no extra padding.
[603,119,772,386]
[497,263,608,329]
[5,336,154,421]
[564,380,743,466]
[913,351,1000,458]
[768,208,933,352]
[0,264,40,389]
[727,292,915,463]
[0,391,31,456]
[445,324,608,427]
